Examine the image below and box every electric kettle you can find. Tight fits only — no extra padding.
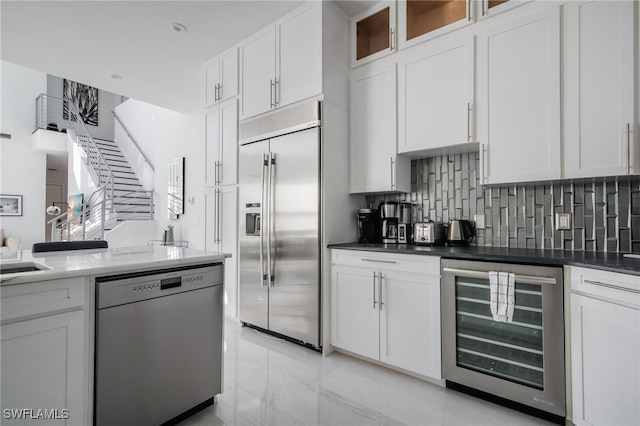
[446,219,475,245]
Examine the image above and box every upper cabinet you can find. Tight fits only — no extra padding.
[352,1,397,67]
[240,2,323,120]
[398,0,473,50]
[205,47,238,106]
[349,63,410,194]
[563,0,637,178]
[398,35,475,155]
[477,6,561,185]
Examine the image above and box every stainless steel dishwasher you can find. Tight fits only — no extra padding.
[94,263,223,426]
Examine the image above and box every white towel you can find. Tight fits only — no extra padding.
[489,271,515,323]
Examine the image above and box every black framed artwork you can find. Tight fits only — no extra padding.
[63,79,99,126]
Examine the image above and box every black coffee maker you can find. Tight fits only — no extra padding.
[357,209,379,243]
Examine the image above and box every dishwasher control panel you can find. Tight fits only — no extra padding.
[96,263,223,309]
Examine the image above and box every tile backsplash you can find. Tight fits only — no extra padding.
[367,152,640,253]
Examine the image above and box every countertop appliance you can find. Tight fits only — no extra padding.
[413,221,444,245]
[379,201,398,244]
[441,259,565,423]
[446,219,475,245]
[357,208,379,243]
[94,263,223,426]
[239,100,324,349]
[397,202,411,243]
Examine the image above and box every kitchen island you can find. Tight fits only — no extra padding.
[0,246,229,426]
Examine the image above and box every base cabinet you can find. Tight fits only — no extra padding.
[331,250,441,379]
[205,185,238,319]
[569,267,640,426]
[0,278,88,426]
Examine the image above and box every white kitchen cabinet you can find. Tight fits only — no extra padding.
[205,185,238,319]
[564,1,637,178]
[351,1,396,67]
[398,0,473,51]
[205,98,238,187]
[1,277,88,426]
[477,0,530,21]
[240,2,322,120]
[477,6,561,185]
[331,250,441,379]
[569,267,640,426]
[398,35,475,155]
[349,64,410,194]
[205,47,238,106]
[331,264,380,359]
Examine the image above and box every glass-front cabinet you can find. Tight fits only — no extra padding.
[399,0,472,49]
[352,1,396,66]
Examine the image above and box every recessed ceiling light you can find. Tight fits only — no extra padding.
[171,23,187,33]
[111,74,122,79]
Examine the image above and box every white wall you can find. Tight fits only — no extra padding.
[114,99,205,249]
[0,61,48,247]
[46,74,122,141]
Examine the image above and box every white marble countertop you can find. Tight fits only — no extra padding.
[0,246,230,286]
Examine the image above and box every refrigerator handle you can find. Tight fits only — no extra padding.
[268,152,276,287]
[260,153,268,287]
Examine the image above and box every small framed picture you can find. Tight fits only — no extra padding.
[0,195,23,216]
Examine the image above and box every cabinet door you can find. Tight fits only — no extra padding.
[571,294,640,426]
[564,1,636,178]
[351,0,397,67]
[350,64,408,193]
[1,310,86,426]
[205,105,220,187]
[379,270,441,379]
[205,186,238,319]
[240,27,276,120]
[276,2,322,108]
[398,0,473,50]
[219,99,238,186]
[205,59,220,106]
[219,48,239,102]
[477,6,561,184]
[398,36,474,154]
[331,265,380,360]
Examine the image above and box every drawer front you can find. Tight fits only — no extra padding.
[332,249,440,275]
[1,277,87,323]
[570,266,640,309]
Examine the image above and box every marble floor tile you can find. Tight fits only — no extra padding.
[179,320,555,426]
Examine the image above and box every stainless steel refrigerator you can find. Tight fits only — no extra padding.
[239,101,322,348]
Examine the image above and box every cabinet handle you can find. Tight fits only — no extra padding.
[274,78,280,107]
[270,79,275,108]
[626,123,631,174]
[361,258,397,264]
[379,272,384,310]
[390,157,396,190]
[467,0,472,21]
[373,271,378,309]
[467,102,472,142]
[482,0,487,16]
[480,143,487,184]
[217,161,222,185]
[583,279,640,295]
[389,28,395,51]
[218,84,222,101]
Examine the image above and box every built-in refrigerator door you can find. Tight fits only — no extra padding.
[268,127,320,346]
[239,139,269,330]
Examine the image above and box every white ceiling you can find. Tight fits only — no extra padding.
[1,0,375,113]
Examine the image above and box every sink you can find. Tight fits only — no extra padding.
[0,262,51,275]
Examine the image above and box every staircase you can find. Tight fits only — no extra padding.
[38,93,154,241]
[89,136,153,222]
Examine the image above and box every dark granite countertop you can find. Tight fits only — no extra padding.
[328,243,640,276]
